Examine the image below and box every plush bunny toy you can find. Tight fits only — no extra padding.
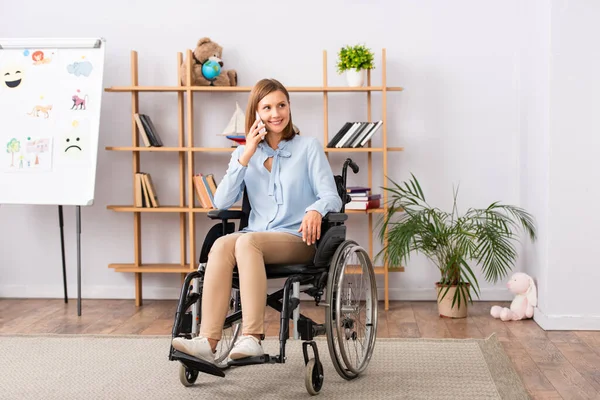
[490,272,537,321]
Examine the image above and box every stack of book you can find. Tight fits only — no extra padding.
[135,172,160,208]
[345,186,381,211]
[327,120,383,148]
[134,113,164,147]
[193,173,218,209]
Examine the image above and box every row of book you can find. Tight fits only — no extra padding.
[345,186,381,210]
[193,173,219,209]
[327,121,383,148]
[134,172,160,208]
[134,113,164,147]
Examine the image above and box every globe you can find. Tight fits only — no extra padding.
[201,60,222,81]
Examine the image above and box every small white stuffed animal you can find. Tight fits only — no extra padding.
[490,272,537,321]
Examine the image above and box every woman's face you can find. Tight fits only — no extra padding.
[256,90,290,135]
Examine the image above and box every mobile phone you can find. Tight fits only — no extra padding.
[256,111,266,138]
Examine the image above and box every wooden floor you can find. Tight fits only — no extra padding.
[1,298,599,399]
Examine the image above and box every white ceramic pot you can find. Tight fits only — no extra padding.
[346,69,365,87]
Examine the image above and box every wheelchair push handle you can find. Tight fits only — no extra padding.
[344,158,359,174]
[340,158,359,213]
[342,158,359,191]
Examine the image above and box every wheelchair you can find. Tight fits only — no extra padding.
[168,158,378,395]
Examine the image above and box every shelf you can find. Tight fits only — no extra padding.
[108,263,403,274]
[109,263,194,273]
[106,146,404,153]
[325,147,404,153]
[108,205,189,213]
[347,265,405,274]
[107,205,242,213]
[346,208,385,214]
[107,205,385,215]
[105,86,404,93]
[106,48,402,310]
[105,146,187,152]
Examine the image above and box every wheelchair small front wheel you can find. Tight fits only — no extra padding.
[305,358,324,395]
[179,364,199,387]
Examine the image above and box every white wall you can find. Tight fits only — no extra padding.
[518,1,551,319]
[2,1,595,329]
[530,0,600,330]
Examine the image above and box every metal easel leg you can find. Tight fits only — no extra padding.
[58,206,68,303]
[76,206,82,316]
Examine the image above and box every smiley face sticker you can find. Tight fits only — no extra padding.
[0,59,26,89]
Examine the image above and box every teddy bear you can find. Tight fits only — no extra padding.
[490,272,537,321]
[180,37,237,86]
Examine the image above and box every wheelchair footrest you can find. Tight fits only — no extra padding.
[227,353,280,366]
[170,349,226,378]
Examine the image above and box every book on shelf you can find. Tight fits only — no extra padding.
[193,173,218,209]
[134,113,164,147]
[344,186,381,210]
[346,198,381,210]
[327,120,383,148]
[134,172,160,208]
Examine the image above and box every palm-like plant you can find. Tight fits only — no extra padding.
[378,174,537,311]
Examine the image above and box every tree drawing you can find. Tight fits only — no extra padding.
[6,138,21,167]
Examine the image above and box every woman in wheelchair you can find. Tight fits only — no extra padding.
[172,78,343,363]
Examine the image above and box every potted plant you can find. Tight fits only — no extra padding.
[377,174,537,318]
[336,44,375,87]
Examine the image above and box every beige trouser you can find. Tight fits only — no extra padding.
[200,231,316,340]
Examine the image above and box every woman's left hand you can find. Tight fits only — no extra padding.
[298,211,322,245]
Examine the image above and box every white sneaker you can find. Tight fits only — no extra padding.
[228,335,264,360]
[171,336,215,364]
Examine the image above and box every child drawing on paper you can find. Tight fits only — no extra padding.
[4,137,53,172]
[6,138,21,167]
[26,138,50,165]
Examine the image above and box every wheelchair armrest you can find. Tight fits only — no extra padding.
[207,209,246,220]
[323,212,348,223]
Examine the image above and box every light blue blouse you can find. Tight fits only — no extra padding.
[213,134,343,237]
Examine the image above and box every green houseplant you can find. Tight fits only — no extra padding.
[336,44,375,87]
[378,174,537,318]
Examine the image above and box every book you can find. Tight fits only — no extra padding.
[193,174,213,209]
[346,186,371,193]
[346,198,381,210]
[138,114,164,147]
[134,172,160,207]
[134,114,152,147]
[349,193,381,201]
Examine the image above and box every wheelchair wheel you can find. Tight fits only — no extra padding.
[325,240,378,380]
[305,358,324,396]
[179,365,199,387]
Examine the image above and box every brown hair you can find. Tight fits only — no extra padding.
[245,78,296,141]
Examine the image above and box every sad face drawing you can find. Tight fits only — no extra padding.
[59,120,89,162]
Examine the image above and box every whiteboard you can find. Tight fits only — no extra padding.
[0,38,105,206]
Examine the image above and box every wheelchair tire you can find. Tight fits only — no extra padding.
[305,358,324,396]
[179,365,199,387]
[325,240,378,380]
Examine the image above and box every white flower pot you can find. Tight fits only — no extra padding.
[345,69,365,87]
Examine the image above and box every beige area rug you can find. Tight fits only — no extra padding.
[0,333,528,400]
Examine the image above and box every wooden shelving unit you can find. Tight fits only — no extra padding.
[105,48,403,309]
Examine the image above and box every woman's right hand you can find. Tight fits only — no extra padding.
[238,118,267,166]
